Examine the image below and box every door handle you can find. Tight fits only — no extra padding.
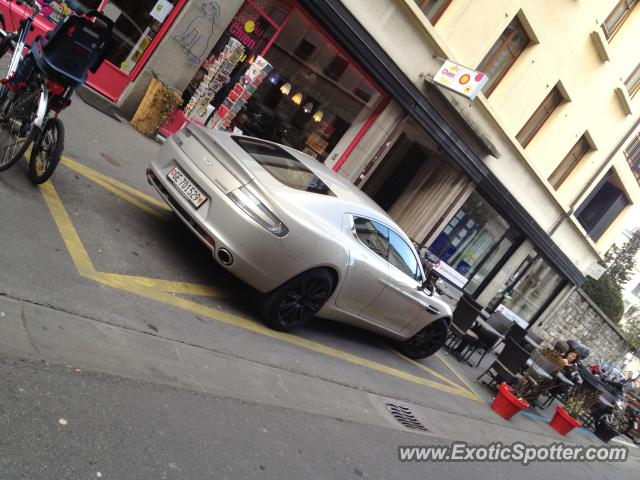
[425,305,440,315]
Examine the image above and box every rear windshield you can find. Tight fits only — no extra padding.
[233,136,335,196]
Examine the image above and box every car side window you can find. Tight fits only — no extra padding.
[388,230,420,280]
[353,217,389,260]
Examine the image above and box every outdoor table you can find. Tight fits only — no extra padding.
[473,316,540,352]
[525,358,553,381]
[473,316,505,339]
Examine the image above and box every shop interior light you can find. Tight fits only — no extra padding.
[269,73,280,84]
[291,92,303,104]
[303,101,314,113]
[313,110,323,122]
[280,82,291,95]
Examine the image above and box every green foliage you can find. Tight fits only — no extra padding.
[605,229,640,289]
[582,229,639,323]
[562,390,601,418]
[623,316,640,353]
[582,275,624,323]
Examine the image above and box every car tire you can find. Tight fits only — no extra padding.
[398,318,449,359]
[262,269,334,332]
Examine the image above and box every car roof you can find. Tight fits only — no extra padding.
[196,129,414,244]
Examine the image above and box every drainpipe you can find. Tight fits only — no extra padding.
[547,116,640,238]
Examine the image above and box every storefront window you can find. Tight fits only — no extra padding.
[103,0,182,74]
[37,0,100,23]
[464,235,515,294]
[429,191,510,279]
[501,255,565,322]
[182,1,383,162]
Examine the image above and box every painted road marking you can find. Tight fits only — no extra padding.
[62,157,170,211]
[434,352,486,402]
[61,157,170,221]
[40,160,481,402]
[389,348,477,398]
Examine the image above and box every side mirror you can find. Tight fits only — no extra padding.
[419,278,435,296]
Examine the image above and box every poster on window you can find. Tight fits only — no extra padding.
[432,260,469,289]
[150,0,174,23]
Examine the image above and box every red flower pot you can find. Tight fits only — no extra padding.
[549,405,582,435]
[491,383,529,420]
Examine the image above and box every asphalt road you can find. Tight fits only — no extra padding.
[0,96,489,418]
[1,94,639,479]
[2,354,638,480]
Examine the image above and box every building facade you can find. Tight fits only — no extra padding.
[6,0,639,330]
[312,0,640,328]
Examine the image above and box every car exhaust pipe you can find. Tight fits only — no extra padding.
[217,248,233,266]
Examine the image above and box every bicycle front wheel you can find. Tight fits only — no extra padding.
[28,118,64,184]
[0,91,42,172]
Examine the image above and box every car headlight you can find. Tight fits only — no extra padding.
[227,186,289,237]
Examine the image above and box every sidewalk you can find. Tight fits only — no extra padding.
[438,340,640,451]
[1,293,638,460]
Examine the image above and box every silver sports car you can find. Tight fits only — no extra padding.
[147,126,452,358]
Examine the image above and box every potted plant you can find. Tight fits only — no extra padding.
[594,407,625,443]
[131,72,182,136]
[550,392,586,435]
[491,376,532,420]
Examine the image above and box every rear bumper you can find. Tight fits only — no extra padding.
[147,141,306,293]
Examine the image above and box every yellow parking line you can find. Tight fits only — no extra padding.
[40,181,96,276]
[434,352,485,402]
[39,178,481,402]
[99,273,225,297]
[122,284,480,400]
[390,349,473,393]
[74,167,168,221]
[61,156,171,211]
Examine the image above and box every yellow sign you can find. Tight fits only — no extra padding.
[432,60,489,100]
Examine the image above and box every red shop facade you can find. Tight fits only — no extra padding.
[172,0,387,168]
[0,0,386,169]
[0,0,188,101]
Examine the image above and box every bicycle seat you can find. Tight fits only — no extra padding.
[32,12,113,89]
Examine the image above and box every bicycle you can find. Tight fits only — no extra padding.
[0,0,112,183]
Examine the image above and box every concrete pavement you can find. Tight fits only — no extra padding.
[1,306,639,479]
[1,293,639,456]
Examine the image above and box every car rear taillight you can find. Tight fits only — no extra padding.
[227,186,288,237]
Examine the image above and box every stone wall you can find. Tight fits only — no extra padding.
[532,289,629,364]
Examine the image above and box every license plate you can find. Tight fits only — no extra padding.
[167,166,208,209]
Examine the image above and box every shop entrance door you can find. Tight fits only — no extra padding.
[361,119,472,245]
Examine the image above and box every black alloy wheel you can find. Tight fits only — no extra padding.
[399,319,449,359]
[263,269,333,332]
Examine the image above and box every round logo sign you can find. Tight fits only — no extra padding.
[459,73,470,85]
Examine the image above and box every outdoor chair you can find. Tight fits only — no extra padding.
[489,312,513,333]
[476,337,531,389]
[459,312,512,367]
[446,293,482,354]
[521,331,543,353]
[505,323,527,345]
